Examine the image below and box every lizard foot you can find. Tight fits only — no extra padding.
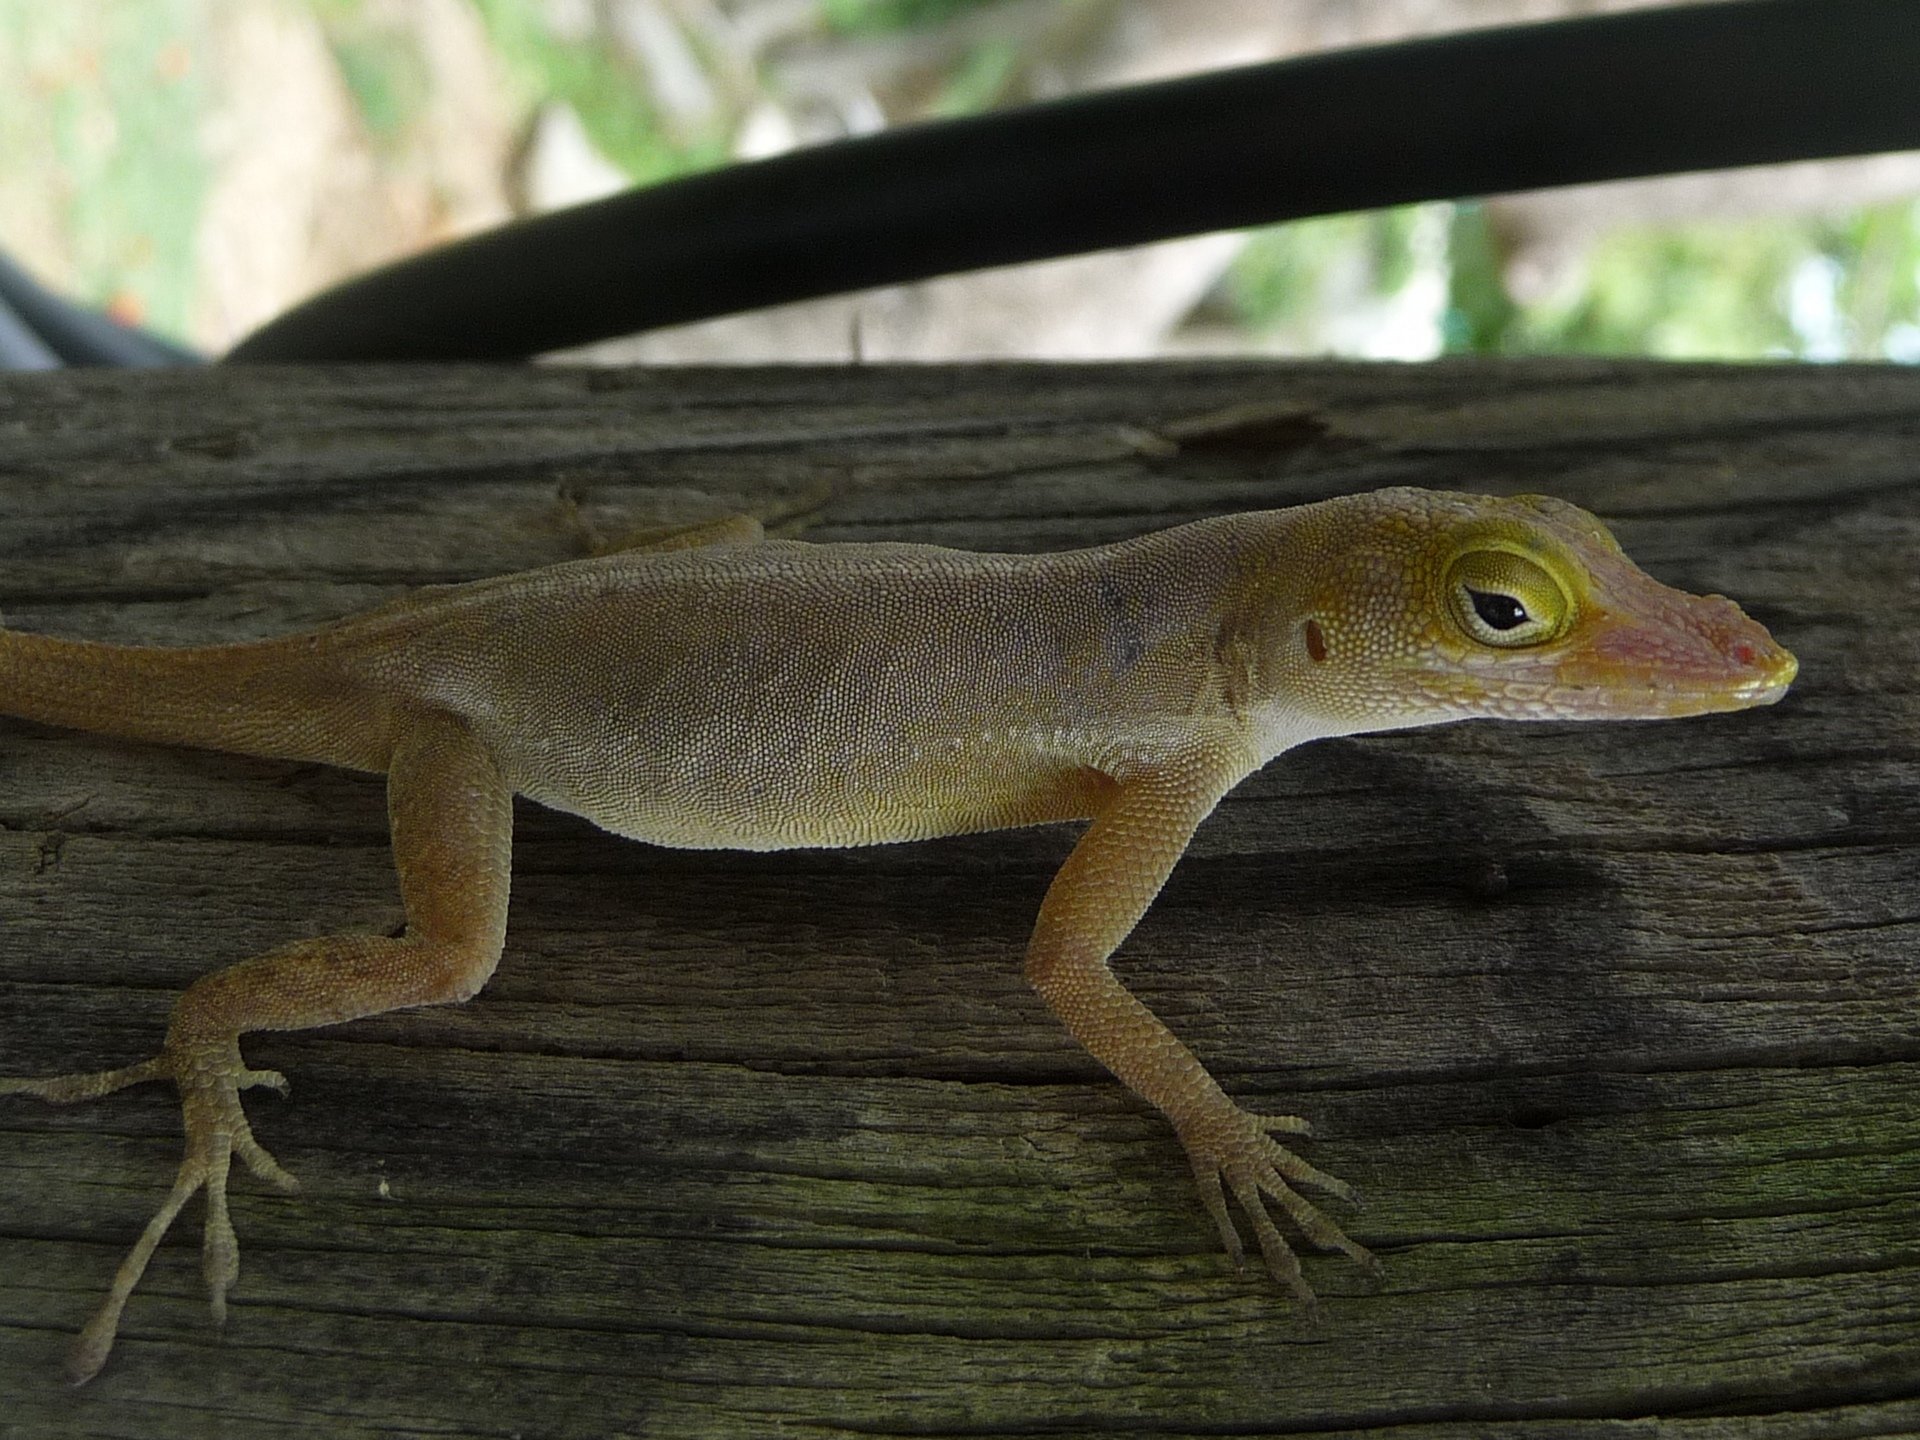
[1176,1099,1377,1318]
[2,1038,298,1384]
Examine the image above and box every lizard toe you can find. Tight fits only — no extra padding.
[1178,1098,1371,1311]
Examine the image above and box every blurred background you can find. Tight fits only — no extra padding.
[7,0,1920,364]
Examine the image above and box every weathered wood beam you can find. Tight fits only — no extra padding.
[2,361,1916,1437]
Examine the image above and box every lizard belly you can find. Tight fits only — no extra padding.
[485,709,1108,851]
[495,725,1105,852]
[390,547,1167,850]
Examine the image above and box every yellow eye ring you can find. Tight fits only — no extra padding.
[1445,549,1571,648]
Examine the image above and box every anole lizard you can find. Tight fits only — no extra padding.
[1,486,1795,1383]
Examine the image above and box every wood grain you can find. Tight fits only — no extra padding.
[2,360,1917,1438]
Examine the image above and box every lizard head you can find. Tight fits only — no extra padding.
[1260,487,1796,738]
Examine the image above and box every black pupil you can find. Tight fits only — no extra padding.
[1469,588,1529,631]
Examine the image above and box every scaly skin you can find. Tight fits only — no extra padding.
[0,487,1795,1382]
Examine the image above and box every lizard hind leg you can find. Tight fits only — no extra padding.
[4,1048,298,1384]
[3,708,514,1384]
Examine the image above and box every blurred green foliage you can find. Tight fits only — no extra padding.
[3,0,1917,362]
[324,21,429,150]
[822,0,994,36]
[1225,210,1427,339]
[930,40,1023,115]
[1227,195,1920,361]
[0,0,210,337]
[467,0,726,184]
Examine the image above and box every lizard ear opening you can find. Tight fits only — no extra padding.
[1445,549,1570,648]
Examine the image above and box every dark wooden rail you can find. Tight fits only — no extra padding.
[2,361,1916,1437]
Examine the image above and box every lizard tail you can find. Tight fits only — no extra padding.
[0,627,397,772]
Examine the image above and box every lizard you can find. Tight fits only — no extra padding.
[0,485,1796,1384]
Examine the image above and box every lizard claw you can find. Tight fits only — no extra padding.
[1179,1100,1374,1313]
[5,1037,297,1384]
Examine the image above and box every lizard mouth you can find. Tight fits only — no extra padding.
[1550,590,1798,718]
[1417,588,1798,723]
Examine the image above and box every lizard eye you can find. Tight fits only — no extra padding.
[1468,588,1529,631]
[1447,549,1570,648]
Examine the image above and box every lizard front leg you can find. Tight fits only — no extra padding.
[2,709,513,1383]
[1024,739,1375,1313]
